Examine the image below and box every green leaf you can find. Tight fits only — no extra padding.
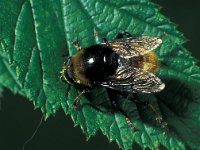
[0,0,200,149]
[0,84,3,96]
[0,0,68,115]
[0,54,21,94]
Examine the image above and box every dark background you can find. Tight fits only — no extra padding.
[0,0,200,150]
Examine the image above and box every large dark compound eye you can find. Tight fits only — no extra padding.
[64,57,76,85]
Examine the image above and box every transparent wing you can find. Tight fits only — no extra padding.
[102,36,162,59]
[100,66,165,93]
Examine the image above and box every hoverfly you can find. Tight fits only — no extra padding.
[61,32,165,130]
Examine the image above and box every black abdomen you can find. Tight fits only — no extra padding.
[83,45,118,82]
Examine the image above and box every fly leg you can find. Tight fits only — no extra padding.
[101,37,110,47]
[110,98,137,131]
[72,39,82,51]
[102,37,108,42]
[131,98,167,129]
[107,89,137,131]
[93,31,108,44]
[116,31,133,39]
[72,89,86,108]
[72,88,93,108]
